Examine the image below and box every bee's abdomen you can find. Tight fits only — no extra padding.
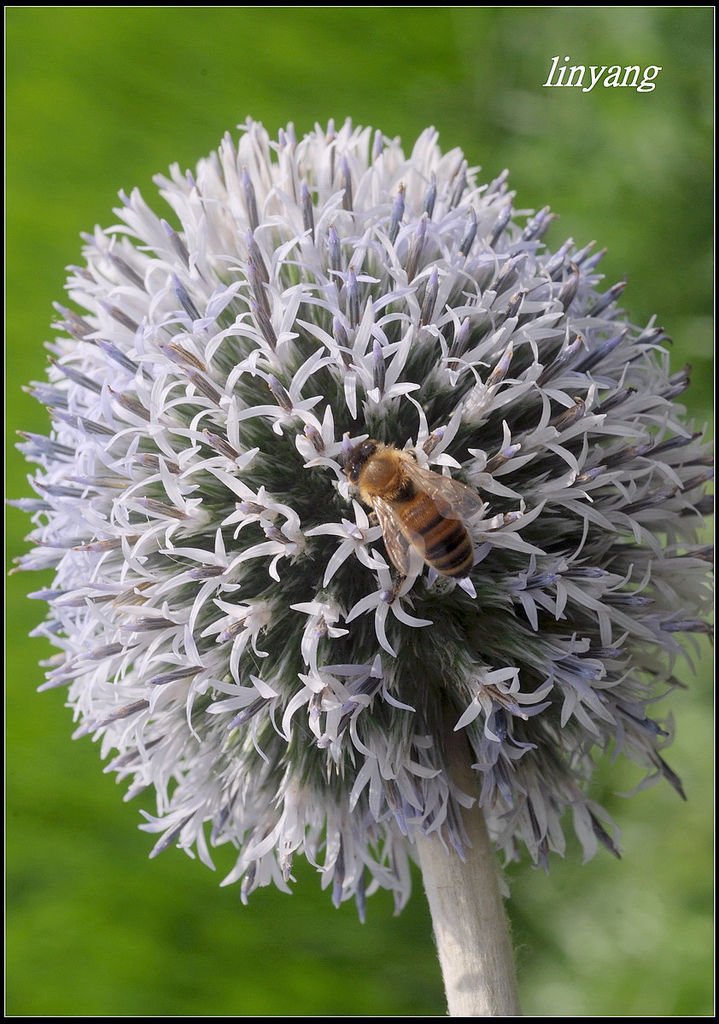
[402,494,473,577]
[424,521,473,576]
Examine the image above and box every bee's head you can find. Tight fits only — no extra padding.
[344,439,380,484]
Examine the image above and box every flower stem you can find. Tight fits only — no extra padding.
[416,730,521,1017]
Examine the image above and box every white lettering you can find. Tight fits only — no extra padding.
[638,66,662,93]
[566,65,586,88]
[621,66,640,89]
[542,55,561,87]
[543,56,662,93]
[582,66,607,93]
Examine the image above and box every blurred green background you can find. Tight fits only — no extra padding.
[6,7,713,1017]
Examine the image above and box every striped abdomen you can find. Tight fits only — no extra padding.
[398,490,474,577]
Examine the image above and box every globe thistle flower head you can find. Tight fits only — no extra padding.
[16,118,712,916]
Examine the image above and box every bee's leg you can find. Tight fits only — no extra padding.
[389,567,405,600]
[380,568,405,604]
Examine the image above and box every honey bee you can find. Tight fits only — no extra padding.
[344,439,483,577]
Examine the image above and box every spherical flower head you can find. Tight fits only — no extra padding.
[16,119,712,916]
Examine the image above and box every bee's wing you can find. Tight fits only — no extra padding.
[373,497,412,575]
[403,461,483,520]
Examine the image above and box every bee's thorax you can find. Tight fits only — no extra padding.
[357,450,412,503]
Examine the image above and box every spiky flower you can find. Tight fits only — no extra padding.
[16,119,712,916]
